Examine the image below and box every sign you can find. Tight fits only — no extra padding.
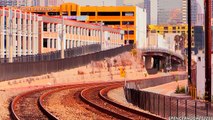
[119,67,126,78]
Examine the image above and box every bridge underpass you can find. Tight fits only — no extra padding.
[142,48,184,74]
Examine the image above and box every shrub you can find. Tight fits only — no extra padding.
[175,85,185,94]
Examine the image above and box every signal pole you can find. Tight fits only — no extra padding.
[204,0,212,102]
[187,0,192,86]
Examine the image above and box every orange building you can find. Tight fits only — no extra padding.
[16,2,147,48]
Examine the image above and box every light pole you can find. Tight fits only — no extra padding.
[126,22,129,45]
[100,21,104,50]
[61,17,65,59]
[9,8,13,63]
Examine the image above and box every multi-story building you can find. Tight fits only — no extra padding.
[17,3,147,48]
[63,0,123,6]
[0,0,17,6]
[144,0,158,25]
[39,16,124,53]
[158,0,182,24]
[0,7,124,58]
[148,24,195,48]
[32,0,63,6]
[0,7,39,58]
[148,24,193,35]
[182,0,198,25]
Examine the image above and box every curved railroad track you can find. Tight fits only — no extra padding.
[80,84,165,120]
[10,82,166,120]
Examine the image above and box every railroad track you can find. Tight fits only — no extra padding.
[80,83,165,120]
[10,82,166,120]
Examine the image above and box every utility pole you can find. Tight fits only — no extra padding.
[61,17,64,59]
[100,21,103,50]
[187,0,192,86]
[127,22,129,45]
[204,0,212,102]
[9,8,13,63]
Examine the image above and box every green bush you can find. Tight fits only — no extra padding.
[175,85,185,94]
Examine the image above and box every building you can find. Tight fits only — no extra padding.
[148,24,193,35]
[158,0,182,24]
[144,0,158,25]
[0,7,39,58]
[0,0,17,6]
[31,0,63,6]
[182,0,198,25]
[193,26,204,54]
[164,33,179,51]
[147,33,174,50]
[39,16,124,53]
[196,0,204,26]
[63,0,122,6]
[148,24,195,49]
[17,3,147,48]
[0,7,124,59]
[196,52,213,100]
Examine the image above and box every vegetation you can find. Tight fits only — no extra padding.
[175,85,185,94]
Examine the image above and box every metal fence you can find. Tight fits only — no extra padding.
[0,45,133,81]
[0,44,101,63]
[124,88,213,119]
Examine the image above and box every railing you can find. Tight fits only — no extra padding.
[0,45,133,81]
[0,44,101,63]
[140,47,184,60]
[124,89,212,119]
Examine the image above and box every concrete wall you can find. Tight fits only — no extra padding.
[136,7,147,49]
[196,52,213,99]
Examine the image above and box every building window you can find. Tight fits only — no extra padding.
[104,21,120,25]
[43,23,47,31]
[198,57,201,61]
[122,21,134,25]
[164,27,168,30]
[48,12,60,16]
[89,30,91,36]
[81,12,95,16]
[50,39,52,48]
[172,27,176,30]
[71,12,76,16]
[98,12,120,16]
[122,12,134,16]
[125,30,134,35]
[54,39,57,48]
[43,38,48,48]
[129,40,134,44]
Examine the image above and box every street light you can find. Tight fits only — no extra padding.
[126,22,129,45]
[60,17,65,59]
[100,21,104,50]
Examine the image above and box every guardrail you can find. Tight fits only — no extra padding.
[0,45,133,81]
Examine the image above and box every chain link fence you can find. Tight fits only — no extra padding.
[0,45,132,81]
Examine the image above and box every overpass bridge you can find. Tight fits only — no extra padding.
[140,47,184,73]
